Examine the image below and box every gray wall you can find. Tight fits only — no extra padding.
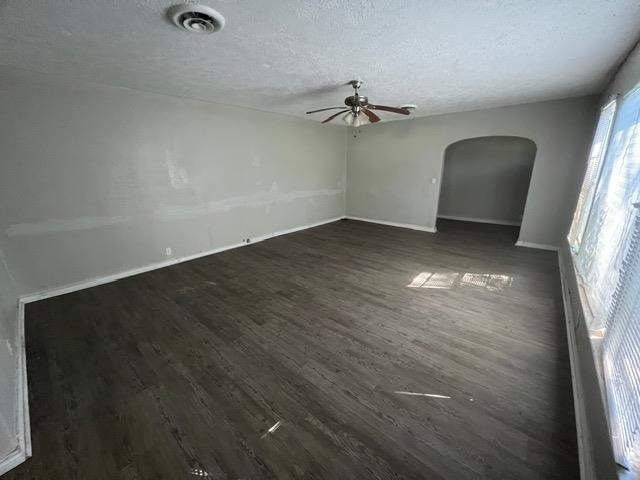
[604,41,640,100]
[438,136,536,224]
[346,96,598,246]
[0,67,347,465]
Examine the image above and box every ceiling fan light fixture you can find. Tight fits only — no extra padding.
[353,113,368,128]
[342,112,355,126]
[342,112,369,128]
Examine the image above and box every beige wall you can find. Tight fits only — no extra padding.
[0,67,347,468]
[346,96,598,247]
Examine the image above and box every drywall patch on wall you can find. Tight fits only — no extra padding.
[166,157,191,190]
[154,186,344,222]
[6,216,132,237]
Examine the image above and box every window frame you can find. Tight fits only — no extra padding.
[568,81,640,474]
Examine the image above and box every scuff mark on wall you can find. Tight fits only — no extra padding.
[0,249,17,287]
[6,216,132,237]
[154,185,344,222]
[166,157,191,189]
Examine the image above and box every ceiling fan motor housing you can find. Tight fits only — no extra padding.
[344,95,369,108]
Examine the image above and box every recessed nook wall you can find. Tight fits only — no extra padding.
[437,136,536,226]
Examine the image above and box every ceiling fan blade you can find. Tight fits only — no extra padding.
[368,104,411,115]
[322,110,350,123]
[362,108,381,123]
[306,107,347,114]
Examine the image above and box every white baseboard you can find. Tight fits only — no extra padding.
[249,216,345,243]
[19,216,344,304]
[345,216,437,233]
[437,214,521,226]
[4,215,344,475]
[0,447,28,477]
[515,240,559,251]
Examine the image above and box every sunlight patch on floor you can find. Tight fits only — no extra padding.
[407,272,513,291]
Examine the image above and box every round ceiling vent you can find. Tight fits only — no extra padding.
[168,4,225,34]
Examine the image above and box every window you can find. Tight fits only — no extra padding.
[603,213,640,471]
[569,99,616,251]
[575,90,640,326]
[569,86,640,472]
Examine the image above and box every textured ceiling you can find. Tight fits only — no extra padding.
[1,0,639,121]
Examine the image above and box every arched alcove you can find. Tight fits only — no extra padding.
[437,136,537,229]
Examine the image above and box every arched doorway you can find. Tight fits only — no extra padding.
[437,136,536,233]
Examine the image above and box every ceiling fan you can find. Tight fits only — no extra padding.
[306,80,412,126]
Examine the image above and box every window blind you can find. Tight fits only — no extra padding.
[569,85,640,471]
[603,208,640,471]
[568,100,616,251]
[575,88,640,328]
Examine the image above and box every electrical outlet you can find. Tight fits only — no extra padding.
[165,247,172,256]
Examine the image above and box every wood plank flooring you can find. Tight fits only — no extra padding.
[5,219,578,479]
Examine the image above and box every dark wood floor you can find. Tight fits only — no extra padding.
[5,219,578,480]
